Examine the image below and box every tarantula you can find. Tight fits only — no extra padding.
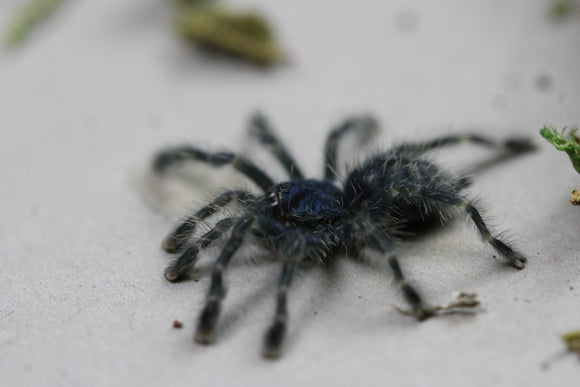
[153,113,533,358]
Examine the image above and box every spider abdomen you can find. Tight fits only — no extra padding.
[344,153,458,227]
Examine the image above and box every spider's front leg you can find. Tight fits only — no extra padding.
[369,227,482,320]
[164,217,235,282]
[195,216,254,343]
[162,190,256,253]
[257,219,335,358]
[262,234,306,358]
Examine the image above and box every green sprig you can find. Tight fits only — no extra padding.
[4,0,66,47]
[539,126,580,173]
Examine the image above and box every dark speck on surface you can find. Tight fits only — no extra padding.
[535,73,553,91]
[395,9,420,33]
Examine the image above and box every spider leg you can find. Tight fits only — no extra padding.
[250,218,334,357]
[164,217,235,282]
[419,188,527,269]
[262,235,306,358]
[162,190,256,253]
[323,115,379,180]
[369,228,434,320]
[394,133,535,156]
[453,175,473,190]
[249,113,305,180]
[153,145,275,192]
[195,216,254,344]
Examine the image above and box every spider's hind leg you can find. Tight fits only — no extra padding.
[395,133,535,156]
[463,201,527,269]
[421,188,527,269]
[369,230,435,320]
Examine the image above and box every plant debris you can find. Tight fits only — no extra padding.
[5,0,285,66]
[570,187,580,205]
[396,292,481,318]
[175,6,284,65]
[540,126,580,205]
[561,329,580,351]
[540,126,580,174]
[4,0,66,47]
[549,0,580,20]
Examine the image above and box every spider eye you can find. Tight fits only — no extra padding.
[267,192,279,207]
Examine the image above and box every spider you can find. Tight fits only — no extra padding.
[152,113,534,358]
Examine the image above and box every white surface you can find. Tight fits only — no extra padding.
[1,0,579,386]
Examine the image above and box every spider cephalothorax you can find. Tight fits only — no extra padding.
[270,180,345,224]
[153,113,533,358]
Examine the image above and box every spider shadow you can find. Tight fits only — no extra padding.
[540,348,580,371]
[396,217,522,283]
[185,251,283,345]
[280,258,344,355]
[216,270,279,344]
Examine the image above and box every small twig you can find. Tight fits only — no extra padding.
[396,292,481,318]
[570,187,580,206]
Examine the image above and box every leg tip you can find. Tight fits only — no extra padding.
[505,137,536,153]
[416,311,434,321]
[512,254,527,269]
[262,321,286,359]
[262,346,282,359]
[152,152,172,173]
[194,328,215,345]
[164,267,180,282]
[194,301,220,344]
[490,238,527,269]
[162,237,182,253]
[508,249,527,269]
[395,305,436,321]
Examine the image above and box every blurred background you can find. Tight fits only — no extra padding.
[0,1,579,386]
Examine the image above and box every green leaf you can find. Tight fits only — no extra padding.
[540,126,580,173]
